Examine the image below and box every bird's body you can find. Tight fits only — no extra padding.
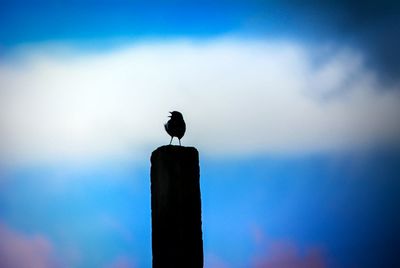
[164,111,186,145]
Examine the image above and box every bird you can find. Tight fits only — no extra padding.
[164,111,186,146]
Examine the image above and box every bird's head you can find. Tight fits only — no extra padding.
[168,111,183,119]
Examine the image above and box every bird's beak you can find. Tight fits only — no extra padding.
[168,111,172,117]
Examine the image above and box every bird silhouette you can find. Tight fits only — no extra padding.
[164,111,186,146]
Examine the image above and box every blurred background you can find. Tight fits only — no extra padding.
[0,1,399,267]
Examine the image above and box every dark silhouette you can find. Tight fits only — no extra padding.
[151,145,203,268]
[164,111,186,145]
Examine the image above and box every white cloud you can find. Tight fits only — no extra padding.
[0,38,399,165]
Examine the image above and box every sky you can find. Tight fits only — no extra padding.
[0,1,399,267]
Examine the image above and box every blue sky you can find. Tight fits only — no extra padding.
[0,1,399,268]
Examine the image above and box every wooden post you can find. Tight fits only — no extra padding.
[150,145,203,268]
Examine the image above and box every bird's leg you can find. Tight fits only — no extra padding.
[179,139,181,146]
[169,136,173,145]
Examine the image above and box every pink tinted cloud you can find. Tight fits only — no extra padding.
[251,224,326,268]
[204,252,230,268]
[106,256,136,268]
[0,222,57,268]
[253,240,326,268]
